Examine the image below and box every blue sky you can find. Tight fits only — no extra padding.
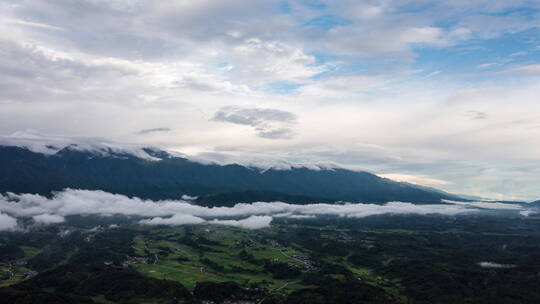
[0,0,540,200]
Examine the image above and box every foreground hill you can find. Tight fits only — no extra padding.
[0,139,460,205]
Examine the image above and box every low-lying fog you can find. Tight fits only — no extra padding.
[0,189,537,231]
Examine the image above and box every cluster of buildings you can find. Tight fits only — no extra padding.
[287,255,317,271]
[234,239,255,248]
[265,240,318,271]
[2,260,38,282]
[269,256,317,272]
[22,270,38,280]
[121,256,149,268]
[12,260,28,267]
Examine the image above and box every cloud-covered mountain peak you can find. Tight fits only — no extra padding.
[0,132,344,172]
[0,132,163,161]
[0,133,465,204]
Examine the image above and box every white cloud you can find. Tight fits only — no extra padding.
[510,51,528,57]
[212,106,297,139]
[32,213,65,224]
[0,189,534,232]
[139,214,205,226]
[210,215,273,229]
[0,131,161,161]
[229,38,324,86]
[444,200,523,210]
[298,74,392,97]
[3,18,63,31]
[478,261,516,269]
[0,212,18,231]
[0,132,343,172]
[181,195,198,201]
[378,173,452,186]
[502,64,540,75]
[519,210,536,216]
[477,62,501,69]
[287,214,316,219]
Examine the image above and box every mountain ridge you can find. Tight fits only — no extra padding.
[0,134,352,173]
[0,138,463,205]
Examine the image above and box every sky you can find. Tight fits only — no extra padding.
[1,0,540,201]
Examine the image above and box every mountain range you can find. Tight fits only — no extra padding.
[0,137,464,205]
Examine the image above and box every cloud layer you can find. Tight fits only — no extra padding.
[0,189,536,231]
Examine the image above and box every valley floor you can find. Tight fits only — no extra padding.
[2,213,540,303]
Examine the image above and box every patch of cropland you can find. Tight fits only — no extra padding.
[1,214,540,303]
